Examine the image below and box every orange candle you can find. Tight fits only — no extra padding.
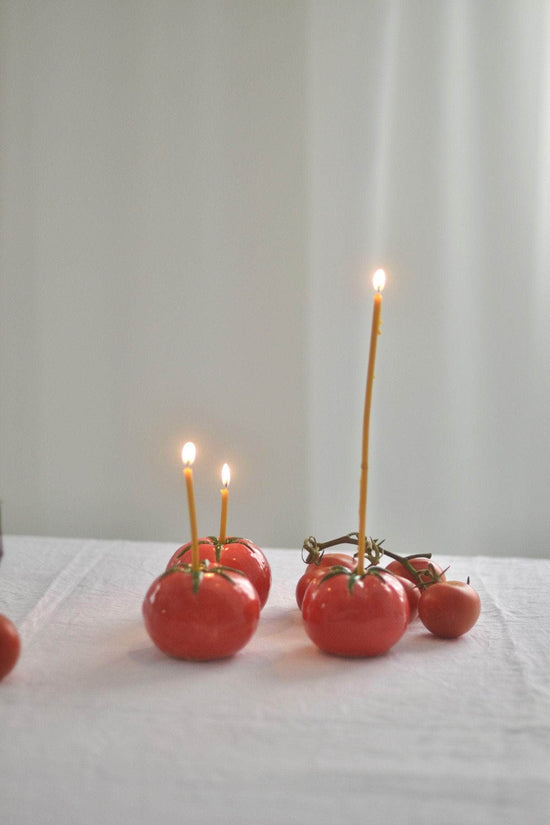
[218,463,230,544]
[181,442,200,572]
[357,269,386,575]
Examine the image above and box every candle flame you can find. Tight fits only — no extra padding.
[181,441,196,467]
[372,269,386,292]
[221,463,231,488]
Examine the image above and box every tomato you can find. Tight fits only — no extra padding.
[385,557,446,587]
[295,553,356,609]
[0,614,21,680]
[418,580,481,638]
[392,574,421,622]
[143,565,260,661]
[302,568,409,657]
[167,536,271,609]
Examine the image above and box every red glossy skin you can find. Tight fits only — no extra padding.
[0,614,21,680]
[143,566,260,661]
[385,557,446,587]
[418,580,481,638]
[167,537,271,609]
[302,569,409,657]
[296,553,356,609]
[392,575,421,622]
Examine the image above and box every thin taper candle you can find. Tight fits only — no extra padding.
[219,463,230,544]
[357,269,385,575]
[181,442,200,572]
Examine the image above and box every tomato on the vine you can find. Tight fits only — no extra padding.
[418,580,481,638]
[385,556,446,587]
[302,568,409,657]
[167,536,271,608]
[143,565,260,661]
[296,552,356,609]
[391,574,421,622]
[0,614,20,680]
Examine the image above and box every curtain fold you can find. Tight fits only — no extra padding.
[307,0,550,557]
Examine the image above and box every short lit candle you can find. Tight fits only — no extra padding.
[357,269,386,575]
[218,463,230,544]
[181,441,200,572]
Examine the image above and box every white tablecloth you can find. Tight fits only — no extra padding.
[1,536,549,825]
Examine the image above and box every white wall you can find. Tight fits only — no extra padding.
[307,0,550,559]
[0,1,308,547]
[1,1,549,558]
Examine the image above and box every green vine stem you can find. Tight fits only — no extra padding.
[301,532,442,590]
[164,559,245,593]
[301,533,359,564]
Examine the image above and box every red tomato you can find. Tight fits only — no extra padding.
[418,580,481,638]
[143,565,260,661]
[167,537,271,609]
[392,575,421,622]
[302,569,409,657]
[385,557,446,587]
[295,553,356,609]
[0,614,21,680]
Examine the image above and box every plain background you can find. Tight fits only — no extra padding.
[1,0,549,558]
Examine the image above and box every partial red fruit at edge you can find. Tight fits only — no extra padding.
[393,575,421,622]
[0,614,21,680]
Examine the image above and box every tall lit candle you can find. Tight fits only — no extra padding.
[357,268,386,575]
[218,463,230,544]
[181,441,200,572]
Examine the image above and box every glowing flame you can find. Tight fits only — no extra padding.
[181,441,196,467]
[221,463,231,488]
[372,269,386,292]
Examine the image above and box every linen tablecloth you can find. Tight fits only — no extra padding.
[1,535,549,825]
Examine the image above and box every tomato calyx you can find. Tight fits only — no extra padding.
[318,564,391,593]
[205,535,257,563]
[162,560,246,593]
[173,537,215,564]
[301,536,321,565]
[173,536,258,566]
[356,537,386,565]
[302,532,385,566]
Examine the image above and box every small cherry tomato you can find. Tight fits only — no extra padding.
[418,580,481,638]
[167,537,271,608]
[295,553,356,609]
[143,565,260,661]
[302,568,409,657]
[0,614,21,680]
[385,557,446,587]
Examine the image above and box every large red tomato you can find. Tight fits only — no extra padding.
[143,565,260,661]
[0,614,21,680]
[302,568,409,657]
[385,556,446,587]
[167,537,271,608]
[418,580,481,638]
[295,553,356,609]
